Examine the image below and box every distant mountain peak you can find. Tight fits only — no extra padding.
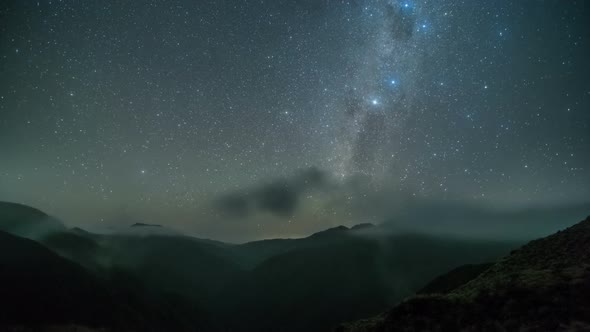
[130,222,162,228]
[328,225,349,232]
[310,223,377,238]
[308,225,349,238]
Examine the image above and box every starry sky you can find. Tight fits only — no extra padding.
[1,0,589,242]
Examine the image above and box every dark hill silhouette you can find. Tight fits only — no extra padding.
[0,230,131,329]
[24,221,516,331]
[0,201,548,331]
[0,230,213,331]
[337,216,590,331]
[224,232,515,331]
[309,225,350,237]
[131,222,162,227]
[103,234,245,307]
[41,230,101,269]
[0,201,64,238]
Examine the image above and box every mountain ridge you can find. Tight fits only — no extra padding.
[4,200,585,331]
[336,215,590,331]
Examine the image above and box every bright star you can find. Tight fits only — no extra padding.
[371,99,379,105]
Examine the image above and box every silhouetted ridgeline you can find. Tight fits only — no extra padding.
[1,201,588,331]
[337,216,590,331]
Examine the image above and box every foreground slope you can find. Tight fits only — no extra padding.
[0,230,130,329]
[338,216,590,331]
[416,263,493,295]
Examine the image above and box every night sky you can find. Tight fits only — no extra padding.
[1,0,589,242]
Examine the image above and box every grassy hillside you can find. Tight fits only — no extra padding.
[337,216,590,331]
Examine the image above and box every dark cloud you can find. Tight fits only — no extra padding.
[385,2,416,41]
[215,167,330,219]
[344,92,363,118]
[216,193,251,218]
[257,181,299,217]
[204,166,590,242]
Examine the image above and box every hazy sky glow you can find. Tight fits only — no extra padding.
[1,1,589,241]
